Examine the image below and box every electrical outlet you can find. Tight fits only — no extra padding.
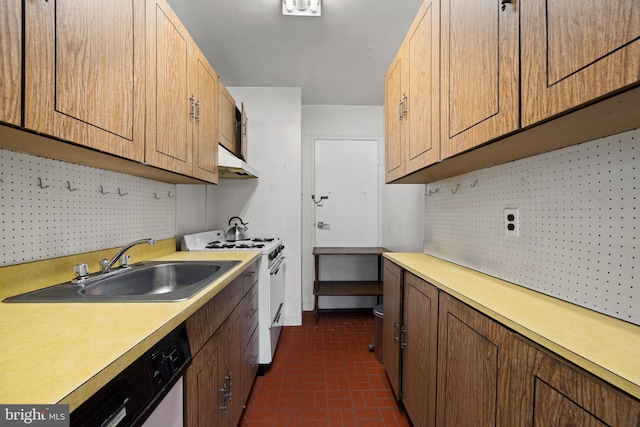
[504,208,519,237]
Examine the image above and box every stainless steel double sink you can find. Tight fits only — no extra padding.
[3,260,240,303]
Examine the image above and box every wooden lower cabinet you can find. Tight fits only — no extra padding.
[382,262,438,427]
[383,260,403,399]
[401,273,438,427]
[436,292,514,427]
[185,262,259,426]
[510,336,640,427]
[383,260,640,426]
[185,323,229,427]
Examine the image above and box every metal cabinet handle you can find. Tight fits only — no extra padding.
[219,383,228,413]
[398,99,403,120]
[400,326,407,349]
[402,94,408,117]
[195,100,200,120]
[501,0,511,11]
[190,95,195,118]
[393,321,399,342]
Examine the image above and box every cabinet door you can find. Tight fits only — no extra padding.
[227,303,245,427]
[145,0,194,176]
[440,0,519,158]
[509,336,640,427]
[402,273,438,427]
[405,0,440,174]
[219,83,237,154]
[24,0,145,161]
[436,293,514,427]
[384,50,406,183]
[521,0,640,127]
[0,0,21,126]
[239,102,248,161]
[185,325,229,427]
[192,51,219,183]
[382,260,403,399]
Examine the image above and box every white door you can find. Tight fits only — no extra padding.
[313,139,380,309]
[314,139,379,247]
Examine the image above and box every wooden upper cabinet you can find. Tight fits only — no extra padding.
[23,0,145,161]
[385,0,439,183]
[145,0,194,176]
[405,0,440,175]
[385,51,406,182]
[0,0,21,126]
[521,0,640,127]
[440,0,519,159]
[219,82,237,154]
[192,51,219,183]
[238,102,248,161]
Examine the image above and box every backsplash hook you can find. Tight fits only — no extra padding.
[99,185,110,195]
[168,191,175,199]
[67,181,78,192]
[37,177,49,189]
[153,193,161,200]
[470,179,479,188]
[451,183,460,194]
[426,187,439,196]
[117,188,128,196]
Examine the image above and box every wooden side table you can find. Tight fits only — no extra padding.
[313,247,387,326]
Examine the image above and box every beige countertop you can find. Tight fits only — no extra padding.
[0,246,261,410]
[384,252,640,400]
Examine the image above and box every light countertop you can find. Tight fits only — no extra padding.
[384,252,640,400]
[0,247,261,410]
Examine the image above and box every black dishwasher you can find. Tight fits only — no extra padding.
[71,324,191,427]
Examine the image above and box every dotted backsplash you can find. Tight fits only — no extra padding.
[424,128,638,325]
[0,149,176,266]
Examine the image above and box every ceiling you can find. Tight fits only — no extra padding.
[166,0,423,105]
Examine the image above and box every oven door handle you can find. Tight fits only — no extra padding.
[270,256,285,275]
[273,302,284,326]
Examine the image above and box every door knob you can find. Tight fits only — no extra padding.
[317,222,330,229]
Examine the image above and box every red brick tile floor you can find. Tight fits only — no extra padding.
[238,310,412,427]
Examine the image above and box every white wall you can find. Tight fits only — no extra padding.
[177,87,303,326]
[301,105,424,311]
[423,128,640,325]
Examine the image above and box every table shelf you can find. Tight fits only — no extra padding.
[313,247,387,325]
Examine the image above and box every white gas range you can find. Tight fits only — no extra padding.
[181,230,285,366]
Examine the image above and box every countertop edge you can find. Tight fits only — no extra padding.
[383,252,640,400]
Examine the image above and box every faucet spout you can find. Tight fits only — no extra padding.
[101,238,156,273]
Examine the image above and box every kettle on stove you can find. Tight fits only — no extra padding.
[226,216,248,241]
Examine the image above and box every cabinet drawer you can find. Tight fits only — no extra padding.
[242,261,259,295]
[187,276,242,354]
[243,283,259,345]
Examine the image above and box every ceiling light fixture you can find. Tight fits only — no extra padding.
[282,0,321,16]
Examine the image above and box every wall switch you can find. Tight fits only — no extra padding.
[504,208,519,237]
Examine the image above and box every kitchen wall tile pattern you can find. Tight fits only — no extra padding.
[0,149,176,266]
[424,128,638,325]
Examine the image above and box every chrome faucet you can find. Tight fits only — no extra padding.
[100,238,156,273]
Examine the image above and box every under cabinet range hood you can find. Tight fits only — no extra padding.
[218,145,260,179]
